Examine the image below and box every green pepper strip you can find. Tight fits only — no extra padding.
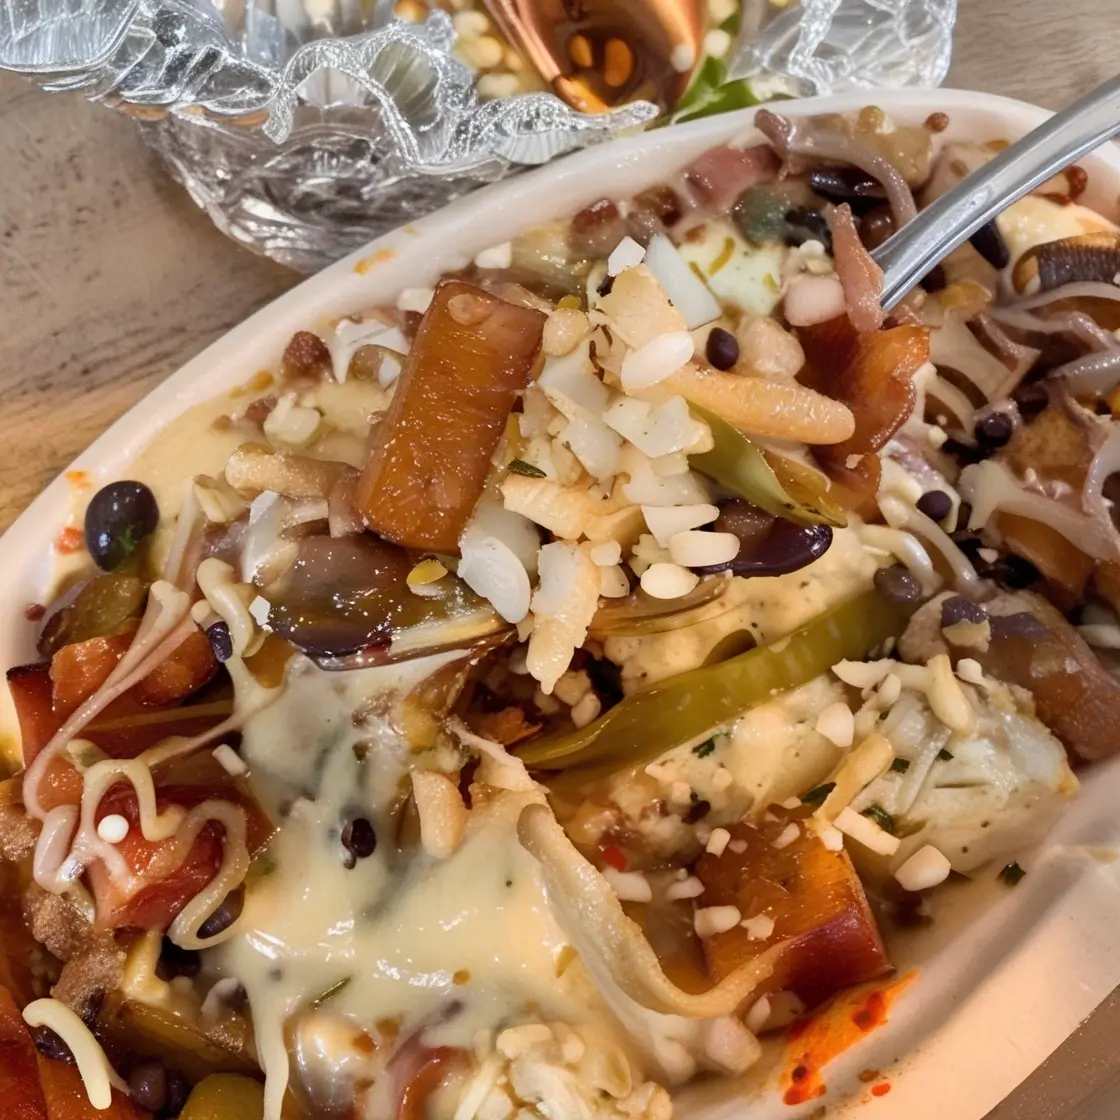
[518,591,908,772]
[688,403,846,528]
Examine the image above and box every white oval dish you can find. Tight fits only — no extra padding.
[4,88,1120,1120]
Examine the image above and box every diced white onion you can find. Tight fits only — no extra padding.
[640,562,699,600]
[814,702,855,748]
[745,996,771,1034]
[706,828,731,857]
[607,236,647,276]
[665,876,705,901]
[894,844,952,891]
[641,503,719,546]
[771,823,800,850]
[599,564,631,597]
[668,529,739,568]
[741,913,775,940]
[213,743,248,777]
[644,234,722,329]
[457,533,532,624]
[474,241,513,269]
[248,596,271,626]
[397,287,434,313]
[702,1014,759,1075]
[620,330,695,391]
[602,867,653,903]
[694,905,742,938]
[589,540,622,566]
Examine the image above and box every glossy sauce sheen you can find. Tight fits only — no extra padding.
[357,282,545,555]
[215,656,602,1119]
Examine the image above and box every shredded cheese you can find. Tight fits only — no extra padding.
[22,998,127,1108]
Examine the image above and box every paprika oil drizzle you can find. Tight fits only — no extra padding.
[781,972,915,1106]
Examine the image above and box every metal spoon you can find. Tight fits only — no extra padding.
[873,75,1120,310]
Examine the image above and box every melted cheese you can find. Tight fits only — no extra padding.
[215,657,605,1120]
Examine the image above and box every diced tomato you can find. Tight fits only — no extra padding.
[0,986,48,1120]
[87,782,272,932]
[55,527,84,555]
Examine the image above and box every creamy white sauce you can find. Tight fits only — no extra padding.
[214,656,603,1120]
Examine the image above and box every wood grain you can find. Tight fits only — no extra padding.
[2,4,1120,1117]
[0,79,295,532]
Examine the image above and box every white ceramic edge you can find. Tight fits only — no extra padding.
[4,87,1120,1120]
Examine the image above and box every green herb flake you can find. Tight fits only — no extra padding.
[937,748,954,762]
[890,758,911,774]
[693,737,718,759]
[508,459,546,478]
[801,781,836,806]
[306,975,352,1011]
[999,862,1026,887]
[862,804,896,834]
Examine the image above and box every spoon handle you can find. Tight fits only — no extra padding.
[873,76,1120,310]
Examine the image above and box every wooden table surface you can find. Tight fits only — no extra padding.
[2,2,1120,1117]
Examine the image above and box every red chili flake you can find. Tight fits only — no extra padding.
[24,603,45,622]
[601,845,627,872]
[65,470,90,489]
[872,1083,892,1097]
[924,112,950,133]
[55,527,84,554]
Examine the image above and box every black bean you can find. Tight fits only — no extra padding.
[697,500,833,578]
[941,596,988,627]
[596,273,614,297]
[995,553,1040,590]
[806,167,886,212]
[969,219,1011,269]
[341,816,377,861]
[783,207,832,252]
[873,564,922,605]
[915,490,953,523]
[156,936,201,980]
[33,1026,76,1064]
[164,1069,189,1116]
[705,327,740,371]
[956,537,995,576]
[206,620,233,663]
[198,889,244,939]
[975,412,1014,449]
[128,1061,169,1112]
[683,799,711,824]
[83,480,160,571]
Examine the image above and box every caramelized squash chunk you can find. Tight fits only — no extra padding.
[695,816,890,1008]
[357,281,546,554]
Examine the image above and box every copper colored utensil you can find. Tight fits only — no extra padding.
[484,0,706,112]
